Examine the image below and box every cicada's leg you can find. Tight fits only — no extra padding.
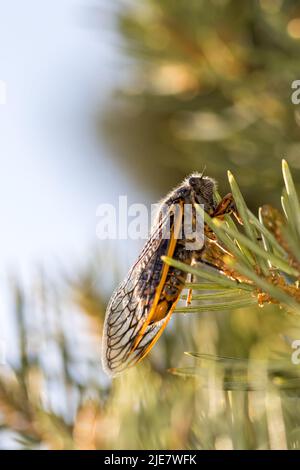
[213,193,242,224]
[204,223,217,241]
[186,273,195,306]
[193,240,245,283]
[204,193,242,245]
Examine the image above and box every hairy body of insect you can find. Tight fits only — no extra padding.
[102,173,239,376]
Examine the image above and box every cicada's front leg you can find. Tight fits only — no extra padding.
[204,193,242,242]
[212,192,242,224]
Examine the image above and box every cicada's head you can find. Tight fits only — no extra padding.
[187,172,217,212]
[159,171,217,214]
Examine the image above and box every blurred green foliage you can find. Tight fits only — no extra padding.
[103,0,300,208]
[1,261,300,449]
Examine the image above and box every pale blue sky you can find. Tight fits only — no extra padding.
[0,0,144,360]
[0,0,143,267]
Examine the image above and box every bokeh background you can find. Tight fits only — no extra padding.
[1,0,300,449]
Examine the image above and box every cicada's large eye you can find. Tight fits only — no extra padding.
[188,176,201,188]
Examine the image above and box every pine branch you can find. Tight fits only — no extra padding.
[164,160,300,314]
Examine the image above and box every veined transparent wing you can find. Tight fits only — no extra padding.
[102,203,183,376]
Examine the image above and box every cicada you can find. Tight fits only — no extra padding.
[102,173,239,376]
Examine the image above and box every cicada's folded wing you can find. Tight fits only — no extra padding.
[102,204,183,376]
